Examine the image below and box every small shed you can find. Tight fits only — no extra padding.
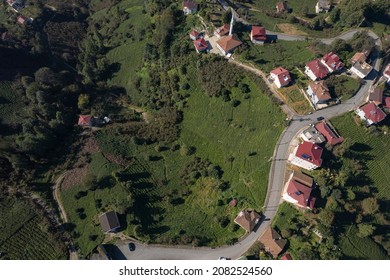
[99,211,120,233]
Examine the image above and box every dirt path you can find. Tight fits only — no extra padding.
[52,172,78,260]
[229,59,297,118]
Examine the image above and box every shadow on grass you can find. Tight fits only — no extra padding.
[104,244,127,260]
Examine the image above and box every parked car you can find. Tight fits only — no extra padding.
[317,116,324,121]
[128,243,136,251]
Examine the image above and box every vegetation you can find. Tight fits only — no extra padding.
[0,193,67,259]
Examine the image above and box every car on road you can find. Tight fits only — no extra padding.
[218,257,230,260]
[317,116,324,121]
[128,243,136,251]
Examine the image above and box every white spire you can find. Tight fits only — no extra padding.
[229,8,234,35]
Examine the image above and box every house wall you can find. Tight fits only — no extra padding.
[270,73,282,88]
[355,109,374,125]
[282,193,298,205]
[288,153,319,170]
[305,67,318,81]
[350,66,366,79]
[216,44,227,56]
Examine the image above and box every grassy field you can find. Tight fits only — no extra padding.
[332,75,361,101]
[278,84,312,115]
[241,40,316,73]
[60,152,131,258]
[90,0,149,91]
[92,71,285,247]
[331,113,390,200]
[0,193,67,259]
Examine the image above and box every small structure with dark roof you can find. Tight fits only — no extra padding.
[99,211,120,233]
[368,87,384,106]
[300,126,326,144]
[182,0,198,15]
[229,198,238,207]
[259,227,286,258]
[234,209,261,232]
[78,115,103,127]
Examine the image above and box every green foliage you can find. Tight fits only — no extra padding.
[361,197,379,215]
[357,223,376,238]
[0,193,66,260]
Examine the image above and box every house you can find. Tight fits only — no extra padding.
[270,67,291,88]
[282,171,316,210]
[78,115,102,127]
[99,211,120,233]
[315,0,331,13]
[250,26,266,45]
[276,2,289,13]
[182,0,198,15]
[258,227,286,258]
[315,121,344,145]
[300,126,326,144]
[189,30,200,41]
[281,253,293,260]
[216,34,242,56]
[350,62,373,79]
[7,0,24,11]
[193,38,208,53]
[356,103,386,126]
[17,15,27,25]
[383,64,390,83]
[214,23,230,38]
[368,87,383,105]
[321,52,344,73]
[234,209,261,232]
[383,97,390,109]
[288,141,323,170]
[307,80,332,109]
[305,59,329,81]
[350,52,367,65]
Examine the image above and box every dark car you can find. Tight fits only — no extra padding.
[128,243,136,251]
[317,116,324,121]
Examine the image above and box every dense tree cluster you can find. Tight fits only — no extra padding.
[181,157,223,186]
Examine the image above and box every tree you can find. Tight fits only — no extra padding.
[361,197,379,215]
[222,10,232,24]
[357,223,376,238]
[318,209,335,228]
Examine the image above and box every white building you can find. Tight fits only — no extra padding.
[315,0,331,13]
[350,62,373,79]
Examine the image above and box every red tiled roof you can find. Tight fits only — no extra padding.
[322,52,344,71]
[315,121,344,146]
[216,34,242,53]
[189,30,199,38]
[281,253,293,260]
[251,26,266,41]
[229,199,238,207]
[296,141,323,167]
[215,24,230,36]
[193,38,208,52]
[359,103,386,123]
[384,64,390,77]
[78,115,91,126]
[286,179,316,209]
[270,67,291,87]
[306,59,329,79]
[383,97,390,109]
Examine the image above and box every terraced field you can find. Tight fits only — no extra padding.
[0,194,67,260]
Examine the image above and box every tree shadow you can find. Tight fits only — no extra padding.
[103,244,127,260]
[350,143,372,152]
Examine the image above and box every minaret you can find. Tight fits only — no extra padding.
[229,9,234,35]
